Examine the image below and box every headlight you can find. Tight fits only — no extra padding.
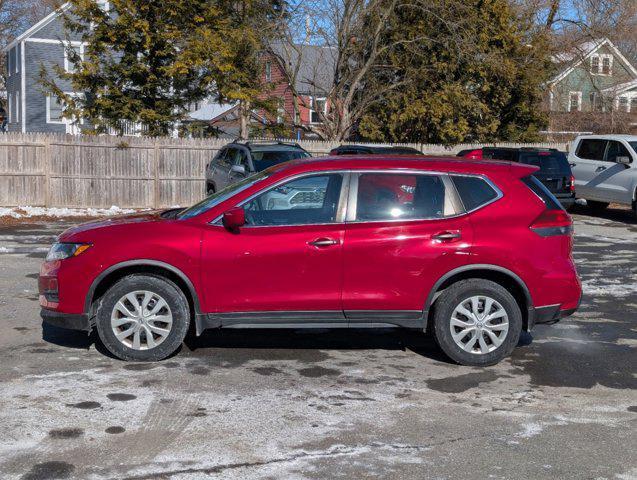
[46,243,92,261]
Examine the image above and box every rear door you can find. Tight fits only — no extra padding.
[570,138,608,200]
[342,171,472,326]
[595,140,636,204]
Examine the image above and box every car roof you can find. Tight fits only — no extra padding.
[576,134,637,141]
[227,142,306,152]
[267,155,537,177]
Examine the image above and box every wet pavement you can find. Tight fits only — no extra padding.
[0,207,636,479]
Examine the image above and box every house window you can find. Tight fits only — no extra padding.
[276,98,285,124]
[15,92,20,123]
[568,92,582,112]
[64,44,84,73]
[310,97,326,123]
[47,95,65,123]
[7,94,12,123]
[590,54,612,75]
[265,61,272,82]
[96,0,109,11]
[7,48,13,76]
[589,91,604,112]
[602,56,612,75]
[631,98,637,113]
[14,44,20,74]
[618,96,629,112]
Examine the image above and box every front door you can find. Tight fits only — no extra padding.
[201,172,347,322]
[342,172,472,326]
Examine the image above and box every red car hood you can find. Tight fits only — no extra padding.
[58,211,165,241]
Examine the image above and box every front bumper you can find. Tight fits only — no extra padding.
[40,308,91,332]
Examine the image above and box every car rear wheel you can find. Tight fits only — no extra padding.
[432,279,522,366]
[587,200,609,211]
[95,274,190,361]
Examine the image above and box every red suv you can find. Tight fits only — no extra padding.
[39,157,581,366]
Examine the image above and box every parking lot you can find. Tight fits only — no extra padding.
[0,208,635,480]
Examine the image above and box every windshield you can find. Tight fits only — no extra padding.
[177,170,271,219]
[251,150,311,171]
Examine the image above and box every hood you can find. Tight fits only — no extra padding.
[58,210,165,241]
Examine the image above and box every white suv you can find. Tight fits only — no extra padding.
[568,135,637,215]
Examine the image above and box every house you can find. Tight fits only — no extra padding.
[3,2,107,134]
[259,44,336,138]
[546,38,637,134]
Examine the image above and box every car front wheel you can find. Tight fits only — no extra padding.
[95,274,190,361]
[433,279,522,366]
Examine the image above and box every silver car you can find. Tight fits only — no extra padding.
[205,141,311,194]
[568,134,637,215]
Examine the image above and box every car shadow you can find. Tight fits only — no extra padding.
[570,204,637,225]
[42,323,534,365]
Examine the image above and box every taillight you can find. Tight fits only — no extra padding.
[530,209,573,237]
[569,175,575,192]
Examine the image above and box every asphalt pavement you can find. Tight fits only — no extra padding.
[0,207,635,480]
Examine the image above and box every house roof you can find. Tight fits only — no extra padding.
[270,43,336,95]
[5,3,71,51]
[601,79,637,94]
[549,38,637,86]
[187,102,236,122]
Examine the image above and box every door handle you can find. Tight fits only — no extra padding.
[569,163,577,167]
[595,166,606,172]
[308,238,339,247]
[432,231,461,242]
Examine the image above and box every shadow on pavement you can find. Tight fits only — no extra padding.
[570,204,637,225]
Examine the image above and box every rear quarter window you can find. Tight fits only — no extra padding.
[522,176,563,210]
[451,176,499,211]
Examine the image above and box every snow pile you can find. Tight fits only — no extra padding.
[0,205,139,219]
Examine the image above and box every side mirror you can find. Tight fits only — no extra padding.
[230,164,246,176]
[222,207,245,232]
[616,156,631,165]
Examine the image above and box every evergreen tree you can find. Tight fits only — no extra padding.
[358,0,551,144]
[40,0,283,136]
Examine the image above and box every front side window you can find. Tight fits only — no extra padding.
[354,173,455,221]
[576,139,607,161]
[243,174,343,226]
[451,176,499,212]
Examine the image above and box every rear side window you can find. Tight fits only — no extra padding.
[451,176,498,211]
[250,150,311,171]
[576,139,607,161]
[605,141,632,163]
[522,176,563,211]
[354,173,456,221]
[483,149,516,161]
[519,152,570,174]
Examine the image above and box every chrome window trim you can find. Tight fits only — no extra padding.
[211,168,504,226]
[346,169,484,223]
[211,170,350,227]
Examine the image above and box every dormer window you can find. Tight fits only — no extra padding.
[590,54,612,75]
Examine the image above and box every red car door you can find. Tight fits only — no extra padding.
[200,172,347,320]
[342,172,473,325]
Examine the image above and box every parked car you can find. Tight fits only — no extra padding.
[329,144,424,156]
[479,147,575,208]
[40,156,581,366]
[205,141,311,194]
[456,148,483,160]
[568,135,637,215]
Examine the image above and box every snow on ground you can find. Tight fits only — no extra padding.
[0,206,141,219]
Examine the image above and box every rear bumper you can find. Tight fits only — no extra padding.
[40,308,91,332]
[528,302,579,331]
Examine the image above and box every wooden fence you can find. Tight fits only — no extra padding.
[0,133,569,208]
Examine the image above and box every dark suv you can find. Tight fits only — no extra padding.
[330,145,424,156]
[206,141,311,193]
[481,148,575,207]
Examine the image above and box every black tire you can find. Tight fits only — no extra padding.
[206,182,216,195]
[587,200,609,211]
[432,279,522,367]
[95,274,190,361]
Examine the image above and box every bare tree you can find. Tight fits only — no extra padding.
[271,0,410,141]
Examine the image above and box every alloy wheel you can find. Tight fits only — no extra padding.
[110,290,173,350]
[450,295,509,355]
